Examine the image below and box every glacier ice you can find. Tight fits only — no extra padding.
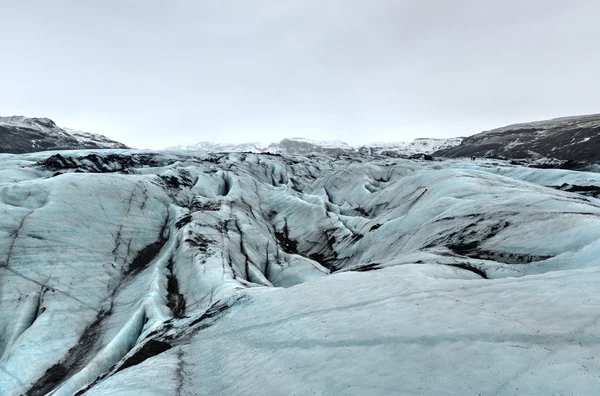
[0,150,599,395]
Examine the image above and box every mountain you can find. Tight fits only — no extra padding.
[62,128,130,150]
[169,138,355,155]
[1,149,600,395]
[435,113,600,162]
[266,138,353,155]
[167,141,268,153]
[0,116,129,153]
[169,137,462,157]
[359,137,463,156]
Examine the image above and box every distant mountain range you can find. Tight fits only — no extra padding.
[1,116,462,157]
[168,114,600,163]
[2,114,600,163]
[168,137,464,157]
[435,114,600,162]
[0,116,129,153]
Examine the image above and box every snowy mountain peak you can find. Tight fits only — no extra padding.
[167,141,268,153]
[0,115,57,127]
[168,137,463,157]
[0,116,129,154]
[360,137,463,156]
[282,137,352,149]
[0,115,61,134]
[62,127,131,149]
[266,138,353,155]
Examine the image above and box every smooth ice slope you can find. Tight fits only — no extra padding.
[0,150,598,395]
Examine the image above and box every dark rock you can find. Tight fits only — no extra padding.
[0,116,128,154]
[435,114,600,163]
[115,340,172,373]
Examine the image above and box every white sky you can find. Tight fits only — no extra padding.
[1,0,600,149]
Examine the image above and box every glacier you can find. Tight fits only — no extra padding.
[0,149,599,395]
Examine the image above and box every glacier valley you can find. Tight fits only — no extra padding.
[0,149,599,395]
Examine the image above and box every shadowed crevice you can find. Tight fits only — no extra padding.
[114,340,173,373]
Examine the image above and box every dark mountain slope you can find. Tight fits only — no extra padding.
[0,116,128,153]
[435,114,600,162]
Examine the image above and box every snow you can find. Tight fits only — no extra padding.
[62,128,129,150]
[0,116,58,131]
[282,137,352,149]
[167,141,269,153]
[167,137,462,156]
[0,150,599,395]
[438,113,600,162]
[0,116,69,141]
[362,137,464,155]
[0,116,128,153]
[484,113,600,134]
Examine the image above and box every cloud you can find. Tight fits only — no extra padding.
[1,0,599,148]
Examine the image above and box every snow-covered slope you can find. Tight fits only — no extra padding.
[167,141,268,153]
[359,137,463,156]
[436,113,600,162]
[265,138,353,155]
[168,138,354,155]
[1,150,600,395]
[279,137,351,149]
[62,128,130,150]
[169,137,462,157]
[167,138,353,155]
[0,116,129,153]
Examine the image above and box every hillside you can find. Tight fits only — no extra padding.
[0,116,129,153]
[435,114,600,162]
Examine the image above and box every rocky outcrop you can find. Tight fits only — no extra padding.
[435,113,600,162]
[0,116,129,154]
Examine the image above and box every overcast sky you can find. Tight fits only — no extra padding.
[1,1,599,148]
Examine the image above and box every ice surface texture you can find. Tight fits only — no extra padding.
[0,150,599,395]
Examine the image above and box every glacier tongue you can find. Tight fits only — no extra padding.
[0,150,599,395]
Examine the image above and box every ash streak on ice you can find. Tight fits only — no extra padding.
[0,149,599,395]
